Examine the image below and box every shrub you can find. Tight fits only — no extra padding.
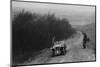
[12,10,75,59]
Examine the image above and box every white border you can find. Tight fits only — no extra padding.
[0,0,100,67]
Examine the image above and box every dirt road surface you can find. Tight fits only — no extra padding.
[23,31,95,65]
[46,31,95,63]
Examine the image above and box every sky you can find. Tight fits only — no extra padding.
[12,1,95,25]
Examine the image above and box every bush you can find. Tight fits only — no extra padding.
[12,10,75,59]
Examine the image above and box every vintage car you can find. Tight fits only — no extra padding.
[50,41,66,56]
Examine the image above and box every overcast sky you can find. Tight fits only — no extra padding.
[12,1,95,25]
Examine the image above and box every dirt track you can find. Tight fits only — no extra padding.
[23,31,95,65]
[46,31,95,63]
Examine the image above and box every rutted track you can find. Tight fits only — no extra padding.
[46,31,95,63]
[23,31,95,65]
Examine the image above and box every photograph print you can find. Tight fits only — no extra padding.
[11,1,96,66]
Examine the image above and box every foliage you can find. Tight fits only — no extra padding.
[12,10,75,59]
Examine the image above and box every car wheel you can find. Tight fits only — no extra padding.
[51,49,55,57]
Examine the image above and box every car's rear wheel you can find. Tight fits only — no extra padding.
[52,49,55,57]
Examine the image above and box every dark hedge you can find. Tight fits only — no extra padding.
[12,11,75,57]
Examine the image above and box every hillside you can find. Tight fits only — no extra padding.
[14,25,96,65]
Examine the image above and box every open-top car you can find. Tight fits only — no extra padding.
[50,41,67,57]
